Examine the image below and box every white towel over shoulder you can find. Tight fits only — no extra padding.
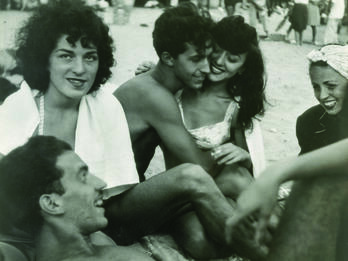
[0,81,139,188]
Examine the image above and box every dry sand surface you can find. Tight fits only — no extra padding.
[1,7,347,176]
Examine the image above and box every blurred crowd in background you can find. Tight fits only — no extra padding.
[0,0,347,102]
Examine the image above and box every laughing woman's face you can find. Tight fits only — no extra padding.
[208,45,247,83]
[310,64,348,116]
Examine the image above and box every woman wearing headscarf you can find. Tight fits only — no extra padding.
[223,44,348,261]
[296,44,348,154]
[296,44,348,261]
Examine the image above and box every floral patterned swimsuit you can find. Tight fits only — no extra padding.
[176,91,239,150]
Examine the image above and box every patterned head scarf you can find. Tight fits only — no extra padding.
[307,44,348,80]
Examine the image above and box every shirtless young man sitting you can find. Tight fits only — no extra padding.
[0,136,154,261]
[114,5,214,180]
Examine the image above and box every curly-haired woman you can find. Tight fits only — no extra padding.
[0,0,139,188]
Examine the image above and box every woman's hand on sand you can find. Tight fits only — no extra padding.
[135,61,155,75]
[211,143,252,168]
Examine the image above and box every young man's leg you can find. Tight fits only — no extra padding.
[171,164,263,259]
[104,164,236,245]
[266,176,348,261]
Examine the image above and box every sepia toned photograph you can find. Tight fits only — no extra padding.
[0,0,347,260]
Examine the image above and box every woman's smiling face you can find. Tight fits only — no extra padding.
[208,45,247,83]
[47,35,99,100]
[310,64,348,116]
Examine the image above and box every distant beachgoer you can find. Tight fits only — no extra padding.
[224,0,241,15]
[289,0,308,45]
[307,0,321,44]
[246,0,269,37]
[323,0,345,44]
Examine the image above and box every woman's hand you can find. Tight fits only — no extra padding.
[211,143,252,168]
[135,61,155,75]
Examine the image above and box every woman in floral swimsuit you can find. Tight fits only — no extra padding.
[167,15,268,259]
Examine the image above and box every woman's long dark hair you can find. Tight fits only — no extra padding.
[211,16,267,130]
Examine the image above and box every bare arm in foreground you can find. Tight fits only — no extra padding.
[226,138,348,245]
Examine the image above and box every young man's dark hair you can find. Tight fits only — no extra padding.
[0,136,71,235]
[152,5,213,59]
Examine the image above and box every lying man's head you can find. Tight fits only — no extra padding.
[152,4,214,89]
[0,136,107,237]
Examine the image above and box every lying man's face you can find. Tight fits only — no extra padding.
[173,40,213,90]
[56,151,108,234]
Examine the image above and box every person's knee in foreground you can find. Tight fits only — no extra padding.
[226,139,348,261]
[0,136,154,261]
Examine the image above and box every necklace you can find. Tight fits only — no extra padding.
[38,94,44,135]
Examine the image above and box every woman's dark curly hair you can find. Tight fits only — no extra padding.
[211,16,266,130]
[16,0,115,93]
